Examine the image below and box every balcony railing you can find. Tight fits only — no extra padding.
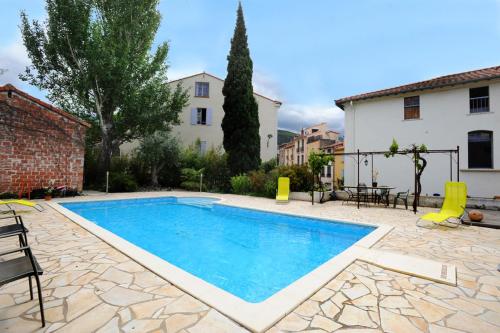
[470,96,489,113]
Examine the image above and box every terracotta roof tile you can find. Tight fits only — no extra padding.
[335,65,500,108]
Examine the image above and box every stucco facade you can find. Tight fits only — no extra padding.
[339,79,500,198]
[121,73,281,162]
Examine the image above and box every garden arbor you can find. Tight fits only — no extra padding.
[322,146,460,213]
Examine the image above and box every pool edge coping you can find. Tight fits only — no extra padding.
[47,193,454,332]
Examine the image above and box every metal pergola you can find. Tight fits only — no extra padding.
[318,146,460,213]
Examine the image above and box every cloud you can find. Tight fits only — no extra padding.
[278,104,344,133]
[252,69,282,101]
[0,38,30,86]
[168,60,208,81]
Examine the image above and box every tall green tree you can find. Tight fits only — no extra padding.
[20,0,188,174]
[222,2,260,175]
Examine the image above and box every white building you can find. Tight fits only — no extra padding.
[121,72,281,161]
[336,66,500,199]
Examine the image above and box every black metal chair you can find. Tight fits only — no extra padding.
[0,214,29,247]
[393,190,409,210]
[376,188,390,207]
[0,246,45,327]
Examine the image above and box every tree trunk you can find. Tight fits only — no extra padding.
[151,165,159,187]
[413,154,427,211]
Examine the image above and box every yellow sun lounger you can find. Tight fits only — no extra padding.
[417,181,467,228]
[276,177,290,203]
[0,199,43,212]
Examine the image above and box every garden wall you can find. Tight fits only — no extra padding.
[0,84,90,194]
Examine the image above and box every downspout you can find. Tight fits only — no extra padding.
[351,100,356,183]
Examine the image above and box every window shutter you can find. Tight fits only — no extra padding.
[206,108,212,125]
[191,108,197,125]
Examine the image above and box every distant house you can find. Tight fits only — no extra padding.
[336,66,500,198]
[0,84,90,194]
[320,142,344,188]
[121,72,282,161]
[278,123,343,189]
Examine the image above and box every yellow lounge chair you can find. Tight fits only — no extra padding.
[0,199,42,212]
[276,177,290,203]
[417,181,467,228]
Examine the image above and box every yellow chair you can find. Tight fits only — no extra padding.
[0,199,42,212]
[276,177,290,203]
[417,181,467,228]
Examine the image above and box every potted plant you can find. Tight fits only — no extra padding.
[44,187,54,201]
[372,169,379,187]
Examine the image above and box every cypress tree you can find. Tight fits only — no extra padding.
[222,2,260,175]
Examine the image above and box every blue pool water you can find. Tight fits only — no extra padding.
[62,197,375,302]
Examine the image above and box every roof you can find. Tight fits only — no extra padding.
[169,72,282,105]
[321,142,344,150]
[335,65,500,108]
[0,84,91,128]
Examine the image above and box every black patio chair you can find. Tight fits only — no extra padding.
[0,214,28,247]
[375,188,390,207]
[393,190,409,210]
[0,246,45,327]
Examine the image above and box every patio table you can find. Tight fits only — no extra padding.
[342,185,395,208]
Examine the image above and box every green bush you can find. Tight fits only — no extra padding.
[110,155,131,173]
[109,172,138,192]
[128,154,150,187]
[231,174,251,194]
[180,168,204,191]
[278,164,313,192]
[260,158,277,173]
[202,147,231,192]
[263,178,277,198]
[83,147,102,189]
[248,170,267,194]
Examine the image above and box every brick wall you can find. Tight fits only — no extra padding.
[0,87,88,194]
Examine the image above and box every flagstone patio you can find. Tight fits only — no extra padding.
[0,192,499,333]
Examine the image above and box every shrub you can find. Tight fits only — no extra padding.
[180,168,204,191]
[263,178,277,198]
[278,165,313,192]
[202,147,231,192]
[83,147,102,189]
[231,174,251,194]
[109,172,138,192]
[248,170,267,194]
[128,155,150,187]
[260,158,277,173]
[110,155,131,173]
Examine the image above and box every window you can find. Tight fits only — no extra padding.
[404,96,420,120]
[196,108,207,125]
[195,82,209,97]
[468,131,493,168]
[297,156,300,165]
[301,155,304,165]
[327,165,332,177]
[470,86,489,113]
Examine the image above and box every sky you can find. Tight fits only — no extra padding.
[1,0,500,133]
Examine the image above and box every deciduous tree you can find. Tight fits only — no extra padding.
[20,0,188,175]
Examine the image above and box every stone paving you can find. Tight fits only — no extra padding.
[0,192,499,333]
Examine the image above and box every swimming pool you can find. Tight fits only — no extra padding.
[61,196,375,303]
